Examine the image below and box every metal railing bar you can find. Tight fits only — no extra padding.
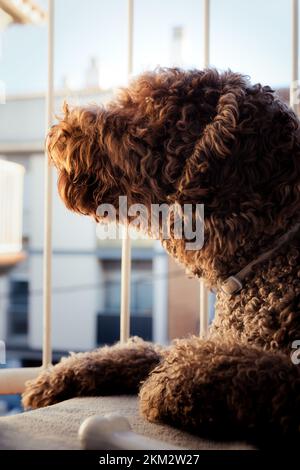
[199,0,210,339]
[120,0,134,343]
[42,0,54,368]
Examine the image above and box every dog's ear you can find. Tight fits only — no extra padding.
[174,74,300,263]
[176,81,245,203]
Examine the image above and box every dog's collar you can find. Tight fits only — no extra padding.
[219,222,300,296]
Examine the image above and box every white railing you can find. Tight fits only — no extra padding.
[291,0,299,113]
[199,0,210,339]
[42,0,54,369]
[1,0,297,395]
[0,0,55,393]
[120,0,134,344]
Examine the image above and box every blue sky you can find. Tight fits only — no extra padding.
[0,0,294,94]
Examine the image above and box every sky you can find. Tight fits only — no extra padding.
[0,0,294,95]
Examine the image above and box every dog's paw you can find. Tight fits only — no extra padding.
[139,337,235,432]
[139,366,166,423]
[22,339,162,410]
[139,359,198,429]
[22,363,76,409]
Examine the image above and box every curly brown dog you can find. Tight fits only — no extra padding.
[22,68,300,446]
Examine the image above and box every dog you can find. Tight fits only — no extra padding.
[22,68,300,446]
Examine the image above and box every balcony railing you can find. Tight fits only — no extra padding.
[1,0,297,398]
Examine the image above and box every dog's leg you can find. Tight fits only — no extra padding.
[139,337,300,446]
[22,338,162,409]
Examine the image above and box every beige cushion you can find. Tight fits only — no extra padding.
[0,396,255,450]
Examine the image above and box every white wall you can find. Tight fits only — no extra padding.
[28,155,102,351]
[30,156,97,250]
[29,254,100,351]
[0,91,113,146]
[0,277,8,343]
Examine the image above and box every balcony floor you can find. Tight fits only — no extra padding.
[0,395,255,450]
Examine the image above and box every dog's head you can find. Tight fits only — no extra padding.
[48,68,300,283]
[48,103,121,219]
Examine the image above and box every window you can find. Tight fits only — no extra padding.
[103,260,153,316]
[7,279,29,341]
[97,259,153,344]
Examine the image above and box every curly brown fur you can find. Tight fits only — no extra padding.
[140,338,300,446]
[22,337,161,409]
[23,68,300,444]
